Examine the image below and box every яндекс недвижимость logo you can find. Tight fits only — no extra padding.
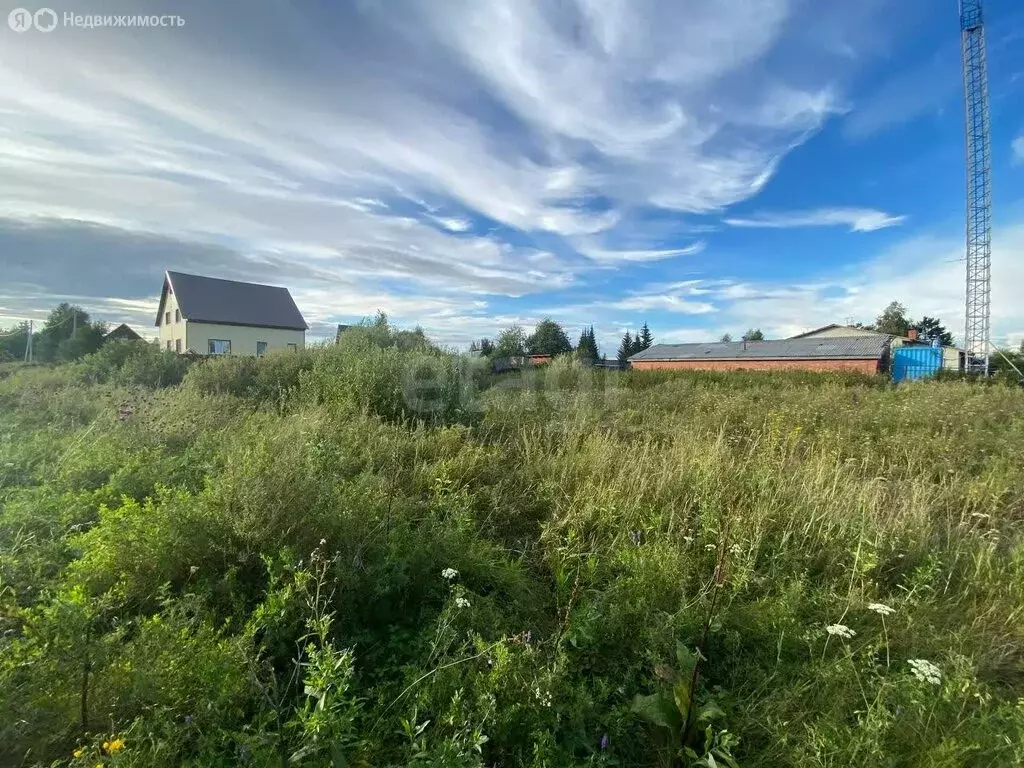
[8,7,58,32]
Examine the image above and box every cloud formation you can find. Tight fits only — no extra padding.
[0,1,867,312]
[623,222,1024,347]
[5,0,1009,356]
[725,208,907,232]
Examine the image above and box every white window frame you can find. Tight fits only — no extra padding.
[208,339,231,355]
[286,343,298,352]
[175,339,181,353]
[256,341,268,357]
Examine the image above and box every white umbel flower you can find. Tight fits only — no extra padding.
[826,624,856,640]
[455,597,471,609]
[908,658,942,685]
[867,602,895,616]
[441,568,459,581]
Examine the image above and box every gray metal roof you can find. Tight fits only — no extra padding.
[157,271,307,330]
[629,336,890,362]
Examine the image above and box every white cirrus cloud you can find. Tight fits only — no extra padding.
[432,216,474,232]
[724,207,907,233]
[1012,136,1024,163]
[0,0,906,329]
[610,295,717,314]
[580,241,707,263]
[690,222,1024,346]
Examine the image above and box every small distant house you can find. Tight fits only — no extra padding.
[155,270,307,356]
[103,323,143,342]
[629,337,892,375]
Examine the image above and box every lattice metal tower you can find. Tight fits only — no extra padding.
[960,0,992,373]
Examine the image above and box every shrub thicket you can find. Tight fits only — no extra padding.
[77,340,190,388]
[0,342,1022,767]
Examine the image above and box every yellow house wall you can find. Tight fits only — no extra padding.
[185,322,305,356]
[157,290,186,352]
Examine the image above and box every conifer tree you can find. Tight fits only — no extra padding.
[617,331,633,366]
[576,326,599,363]
[638,322,653,350]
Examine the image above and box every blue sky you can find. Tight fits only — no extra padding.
[1,0,1022,354]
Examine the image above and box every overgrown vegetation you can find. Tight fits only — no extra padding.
[1,304,109,364]
[1,329,1022,767]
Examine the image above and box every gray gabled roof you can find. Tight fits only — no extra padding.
[104,323,143,341]
[156,271,307,330]
[629,336,890,362]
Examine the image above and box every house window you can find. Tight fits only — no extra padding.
[208,339,231,355]
[286,343,297,352]
[175,339,181,353]
[166,340,172,350]
[175,309,180,323]
[256,341,268,357]
[165,311,171,325]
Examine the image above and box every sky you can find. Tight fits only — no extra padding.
[1,0,1023,355]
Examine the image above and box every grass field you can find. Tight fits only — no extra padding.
[1,332,1022,767]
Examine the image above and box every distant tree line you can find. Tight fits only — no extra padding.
[0,303,111,363]
[719,329,764,343]
[615,323,653,366]
[470,318,656,366]
[868,301,955,346]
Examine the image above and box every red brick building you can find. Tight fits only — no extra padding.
[628,336,890,375]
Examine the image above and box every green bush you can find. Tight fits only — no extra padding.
[76,340,189,388]
[182,354,260,397]
[299,342,477,424]
[183,348,315,401]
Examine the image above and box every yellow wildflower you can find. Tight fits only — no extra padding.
[107,739,125,753]
[102,742,109,751]
[73,747,85,758]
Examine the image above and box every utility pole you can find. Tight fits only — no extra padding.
[24,320,33,363]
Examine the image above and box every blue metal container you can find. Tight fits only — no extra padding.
[892,346,943,381]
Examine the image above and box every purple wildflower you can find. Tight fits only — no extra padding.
[600,733,609,750]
